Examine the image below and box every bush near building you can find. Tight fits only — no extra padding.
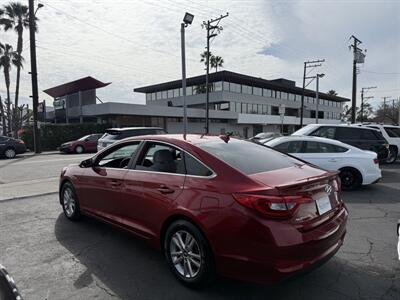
[20,123,110,151]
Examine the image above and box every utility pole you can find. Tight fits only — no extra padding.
[300,59,325,127]
[349,35,365,124]
[28,0,41,153]
[360,86,376,123]
[382,96,391,124]
[315,73,325,124]
[203,12,228,134]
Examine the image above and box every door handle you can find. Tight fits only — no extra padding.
[157,185,174,194]
[328,159,337,162]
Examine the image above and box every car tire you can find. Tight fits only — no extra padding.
[75,145,84,154]
[386,146,398,164]
[339,168,362,190]
[60,182,82,221]
[4,147,16,159]
[164,220,215,288]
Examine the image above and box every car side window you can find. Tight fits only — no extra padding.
[384,127,400,138]
[335,128,361,140]
[304,141,321,153]
[310,126,336,139]
[287,141,303,153]
[183,153,213,177]
[273,142,290,153]
[97,142,140,168]
[136,142,185,174]
[360,129,379,140]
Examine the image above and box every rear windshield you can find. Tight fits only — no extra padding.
[198,139,302,175]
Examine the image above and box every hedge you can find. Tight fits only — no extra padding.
[20,123,111,151]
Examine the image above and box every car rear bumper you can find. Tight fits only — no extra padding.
[363,169,382,185]
[215,205,348,284]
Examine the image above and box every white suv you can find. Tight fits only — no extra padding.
[363,124,400,163]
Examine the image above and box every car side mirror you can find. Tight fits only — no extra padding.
[79,158,94,168]
[84,138,90,142]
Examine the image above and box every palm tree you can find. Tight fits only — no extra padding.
[1,2,31,135]
[211,55,224,72]
[200,50,212,68]
[0,43,20,135]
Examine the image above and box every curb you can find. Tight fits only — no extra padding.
[0,192,58,203]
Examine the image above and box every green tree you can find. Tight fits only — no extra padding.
[0,43,20,135]
[1,2,32,136]
[200,50,212,68]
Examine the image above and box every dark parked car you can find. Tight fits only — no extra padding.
[0,136,26,159]
[60,134,347,287]
[0,264,22,300]
[293,124,389,161]
[97,127,166,151]
[60,134,103,154]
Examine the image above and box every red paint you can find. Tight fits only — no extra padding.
[60,135,348,284]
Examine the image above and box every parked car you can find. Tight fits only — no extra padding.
[292,124,389,161]
[250,132,282,142]
[264,136,382,190]
[59,134,347,287]
[0,136,26,159]
[97,127,166,151]
[362,124,400,164]
[60,134,103,154]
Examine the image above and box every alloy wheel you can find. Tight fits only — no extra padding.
[387,148,397,164]
[4,148,16,159]
[169,230,202,279]
[75,146,84,154]
[63,187,76,217]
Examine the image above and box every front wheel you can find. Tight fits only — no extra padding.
[339,168,362,190]
[75,145,84,154]
[61,182,82,221]
[386,146,398,164]
[164,220,215,288]
[4,148,16,159]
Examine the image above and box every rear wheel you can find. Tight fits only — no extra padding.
[4,148,16,159]
[61,182,81,220]
[75,145,84,154]
[164,220,215,288]
[386,146,398,164]
[339,168,362,190]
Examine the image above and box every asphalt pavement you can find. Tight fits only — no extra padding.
[0,154,399,299]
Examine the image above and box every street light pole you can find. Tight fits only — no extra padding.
[181,13,194,139]
[28,0,41,153]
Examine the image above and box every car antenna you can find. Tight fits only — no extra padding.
[219,132,233,143]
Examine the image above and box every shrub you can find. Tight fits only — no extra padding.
[20,123,111,151]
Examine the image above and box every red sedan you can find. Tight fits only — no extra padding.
[59,134,347,287]
[59,134,102,154]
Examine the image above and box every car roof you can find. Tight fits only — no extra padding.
[120,134,234,145]
[303,123,381,132]
[267,135,353,148]
[106,127,164,132]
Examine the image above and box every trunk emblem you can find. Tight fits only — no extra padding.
[325,185,332,195]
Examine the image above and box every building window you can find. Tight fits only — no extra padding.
[215,81,223,91]
[263,89,271,97]
[253,87,262,96]
[262,104,268,114]
[281,92,288,100]
[162,90,168,99]
[156,91,162,100]
[223,81,229,91]
[276,91,281,99]
[288,93,295,101]
[241,102,247,113]
[257,104,262,114]
[229,83,241,93]
[146,93,151,101]
[151,93,156,101]
[168,89,173,98]
[242,85,252,95]
[186,86,192,96]
[271,106,279,115]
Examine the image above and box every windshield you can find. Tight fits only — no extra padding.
[198,139,303,175]
[78,135,90,141]
[101,130,122,141]
[384,127,400,138]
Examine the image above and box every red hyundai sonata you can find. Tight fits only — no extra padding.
[59,134,347,287]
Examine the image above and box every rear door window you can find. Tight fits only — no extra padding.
[183,153,213,177]
[198,139,302,175]
[310,126,336,139]
[360,129,379,140]
[384,127,400,138]
[335,127,361,140]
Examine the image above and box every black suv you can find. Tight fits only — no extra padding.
[293,124,389,161]
[97,127,166,151]
[0,136,27,159]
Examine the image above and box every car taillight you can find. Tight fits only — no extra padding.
[18,140,25,144]
[373,158,379,164]
[232,193,312,219]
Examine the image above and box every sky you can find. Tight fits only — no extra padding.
[1,0,399,110]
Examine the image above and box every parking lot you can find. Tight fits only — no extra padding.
[0,153,399,299]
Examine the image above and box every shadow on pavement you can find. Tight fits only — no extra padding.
[54,213,399,300]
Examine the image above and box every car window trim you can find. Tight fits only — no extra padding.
[93,140,143,169]
[130,140,217,179]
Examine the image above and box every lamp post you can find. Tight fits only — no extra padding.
[315,73,325,124]
[181,12,194,139]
